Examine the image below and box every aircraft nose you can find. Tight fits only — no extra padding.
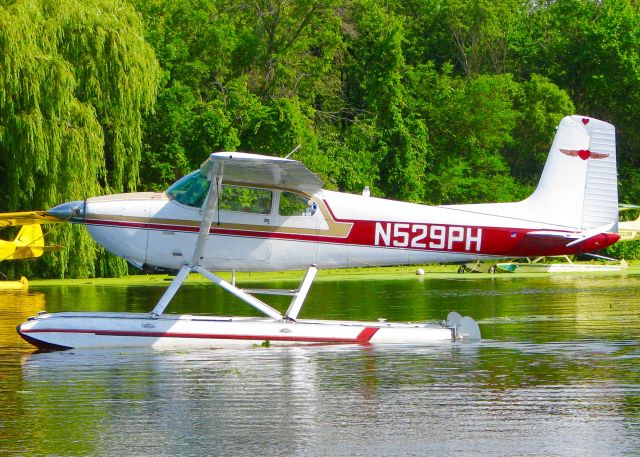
[47,200,85,222]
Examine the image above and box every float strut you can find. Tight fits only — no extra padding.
[284,265,317,321]
[150,265,191,317]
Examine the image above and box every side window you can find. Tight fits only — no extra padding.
[219,185,272,214]
[279,192,317,216]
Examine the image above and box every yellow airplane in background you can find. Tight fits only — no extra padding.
[0,211,63,289]
[618,205,640,242]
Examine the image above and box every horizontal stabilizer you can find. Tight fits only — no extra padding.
[565,222,616,247]
[41,244,64,252]
[525,230,577,240]
[525,222,617,248]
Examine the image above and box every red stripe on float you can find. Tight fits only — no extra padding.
[22,327,380,344]
[356,327,379,342]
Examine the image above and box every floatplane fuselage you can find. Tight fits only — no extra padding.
[16,115,620,350]
[53,183,617,273]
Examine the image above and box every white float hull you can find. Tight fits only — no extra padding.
[17,312,469,350]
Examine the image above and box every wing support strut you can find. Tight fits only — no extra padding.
[150,160,224,318]
[149,158,316,321]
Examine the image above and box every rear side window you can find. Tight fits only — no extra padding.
[279,192,317,216]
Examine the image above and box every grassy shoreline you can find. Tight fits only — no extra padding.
[23,261,640,287]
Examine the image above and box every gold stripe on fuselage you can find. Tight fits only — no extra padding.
[85,196,353,238]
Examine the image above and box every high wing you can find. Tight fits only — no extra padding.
[200,152,324,193]
[0,211,66,227]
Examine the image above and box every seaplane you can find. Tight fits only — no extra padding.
[14,115,620,350]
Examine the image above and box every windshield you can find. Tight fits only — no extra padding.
[166,171,209,208]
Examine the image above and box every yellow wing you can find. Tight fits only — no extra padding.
[0,211,65,228]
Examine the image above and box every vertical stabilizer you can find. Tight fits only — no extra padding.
[523,115,618,230]
[11,224,45,259]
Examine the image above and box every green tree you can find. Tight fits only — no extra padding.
[514,0,640,203]
[507,74,575,186]
[419,70,522,203]
[0,0,159,278]
[397,0,523,75]
[134,0,345,189]
[344,0,429,202]
[133,0,241,188]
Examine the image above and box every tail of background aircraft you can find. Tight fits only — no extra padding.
[523,115,618,230]
[0,224,46,260]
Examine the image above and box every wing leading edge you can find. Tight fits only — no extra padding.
[0,211,66,228]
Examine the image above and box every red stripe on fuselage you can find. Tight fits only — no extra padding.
[83,205,619,257]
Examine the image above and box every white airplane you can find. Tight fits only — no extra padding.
[16,115,619,350]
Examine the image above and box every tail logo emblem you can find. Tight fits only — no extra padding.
[560,149,609,160]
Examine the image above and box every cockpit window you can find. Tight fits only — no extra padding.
[167,171,209,208]
[219,186,272,214]
[167,171,272,214]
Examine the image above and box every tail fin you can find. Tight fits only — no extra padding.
[2,224,46,260]
[522,115,618,230]
[15,224,45,248]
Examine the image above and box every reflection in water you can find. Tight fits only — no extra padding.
[9,343,639,457]
[0,290,46,350]
[0,274,639,456]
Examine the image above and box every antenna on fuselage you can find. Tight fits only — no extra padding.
[284,144,301,159]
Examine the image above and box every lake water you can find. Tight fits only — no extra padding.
[1,272,639,456]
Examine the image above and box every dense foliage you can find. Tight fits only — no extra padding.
[2,0,640,277]
[0,0,159,277]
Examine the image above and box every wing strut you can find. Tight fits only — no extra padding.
[191,161,223,264]
[150,160,224,318]
[149,158,286,320]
